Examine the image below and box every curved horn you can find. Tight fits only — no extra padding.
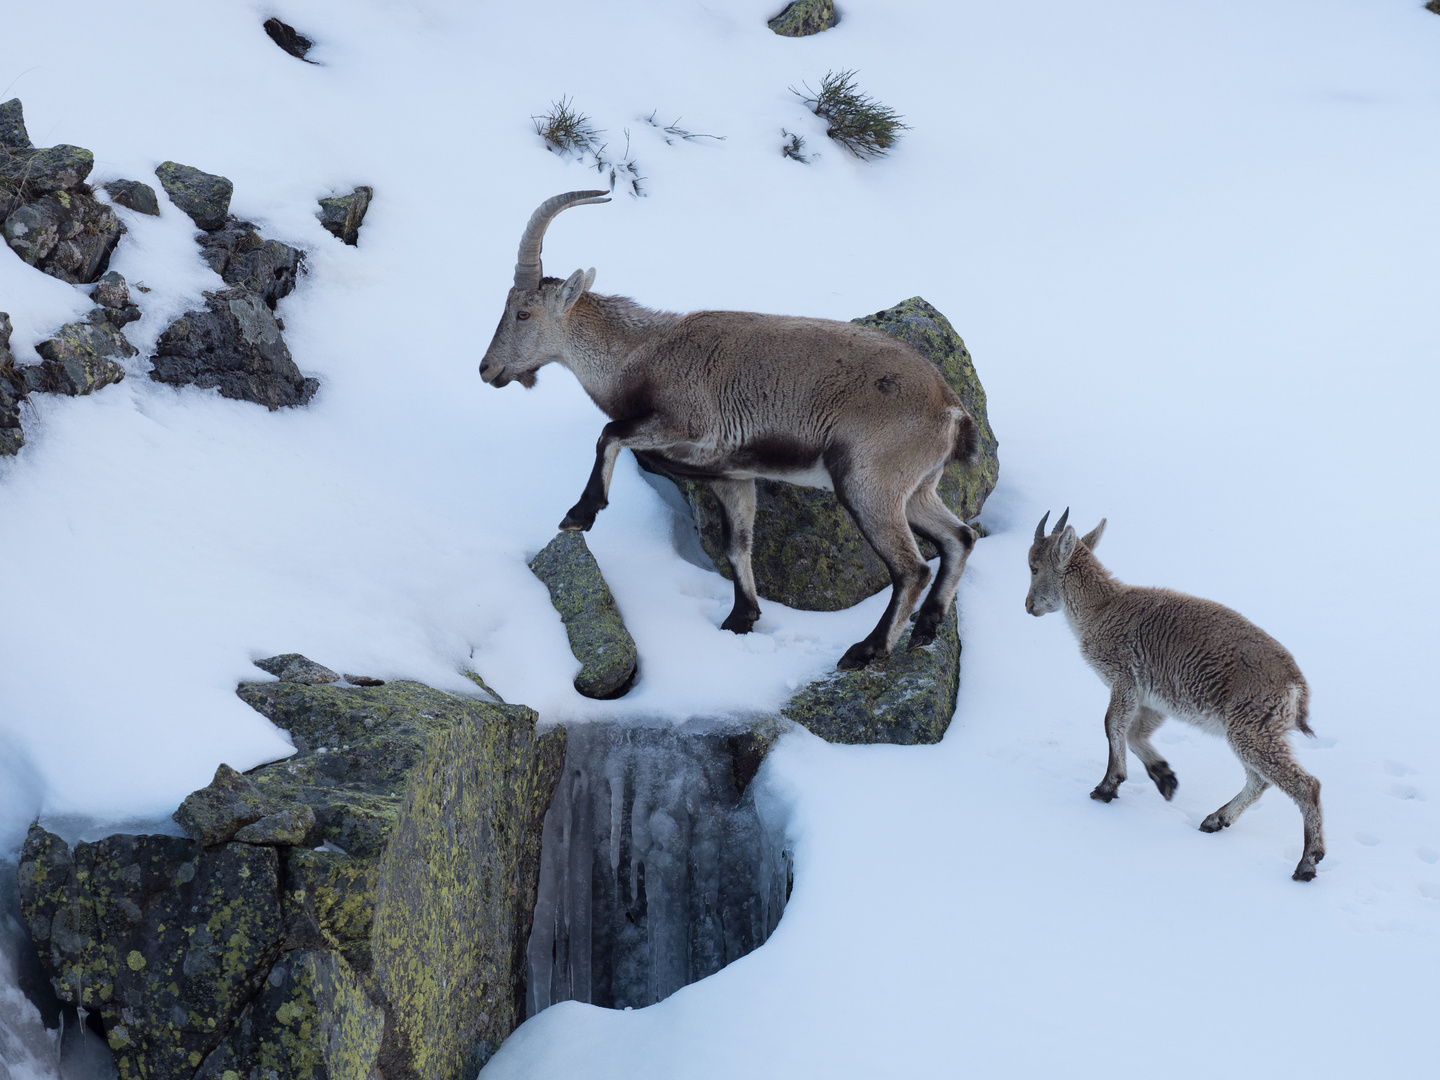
[513,190,611,290]
[1034,512,1049,544]
[1052,507,1070,535]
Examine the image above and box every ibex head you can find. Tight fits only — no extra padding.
[1025,508,1106,616]
[479,190,610,388]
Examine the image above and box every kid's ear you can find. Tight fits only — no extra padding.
[582,267,596,292]
[1055,525,1078,564]
[1080,518,1106,551]
[560,268,589,311]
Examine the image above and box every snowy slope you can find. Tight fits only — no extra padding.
[3,1,1438,1077]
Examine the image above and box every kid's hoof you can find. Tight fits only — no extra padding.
[1089,787,1119,803]
[1292,864,1317,882]
[906,629,936,651]
[720,612,757,635]
[837,642,881,670]
[1199,814,1227,833]
[558,507,596,531]
[1147,766,1178,801]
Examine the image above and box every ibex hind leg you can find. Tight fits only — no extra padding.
[1126,706,1177,800]
[1219,730,1324,881]
[834,478,930,670]
[1200,766,1269,832]
[904,485,976,650]
[710,478,761,634]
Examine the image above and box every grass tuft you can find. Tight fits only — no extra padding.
[781,129,810,163]
[532,97,601,156]
[792,69,909,158]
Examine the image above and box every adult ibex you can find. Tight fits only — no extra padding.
[1026,510,1324,881]
[480,190,980,669]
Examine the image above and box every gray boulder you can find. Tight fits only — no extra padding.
[1,311,22,456]
[33,309,135,395]
[768,0,838,36]
[154,161,233,231]
[529,531,639,699]
[173,763,278,846]
[198,217,303,309]
[2,189,124,284]
[254,652,340,685]
[149,286,317,409]
[648,297,998,612]
[0,98,31,149]
[103,178,160,216]
[90,270,141,326]
[318,186,372,246]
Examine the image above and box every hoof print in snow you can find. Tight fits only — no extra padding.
[155,160,234,231]
[642,298,997,612]
[781,600,961,744]
[529,530,639,699]
[254,652,340,685]
[150,286,318,409]
[263,17,316,61]
[20,676,565,1080]
[199,217,304,309]
[103,178,160,216]
[2,107,125,285]
[318,185,372,246]
[768,0,839,36]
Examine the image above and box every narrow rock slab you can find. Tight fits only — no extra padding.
[529,531,638,699]
[318,186,372,246]
[254,652,339,684]
[780,602,961,744]
[0,98,32,149]
[155,161,233,231]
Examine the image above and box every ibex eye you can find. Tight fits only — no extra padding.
[516,311,530,321]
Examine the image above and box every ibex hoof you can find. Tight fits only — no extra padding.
[558,508,596,532]
[1148,766,1178,801]
[906,630,936,651]
[1089,786,1119,803]
[720,612,758,635]
[1292,864,1317,882]
[837,642,882,670]
[1199,813,1227,833]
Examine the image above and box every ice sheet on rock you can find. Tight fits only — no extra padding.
[526,720,791,1014]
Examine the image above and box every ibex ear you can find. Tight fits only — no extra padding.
[582,267,596,292]
[1054,525,1078,565]
[1080,518,1106,551]
[559,268,590,312]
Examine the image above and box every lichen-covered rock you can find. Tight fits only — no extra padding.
[104,179,160,216]
[91,270,142,326]
[149,286,318,409]
[768,0,839,36]
[2,189,125,284]
[780,601,961,744]
[33,310,135,395]
[647,297,997,612]
[18,827,284,1080]
[529,531,638,699]
[254,652,340,685]
[174,763,278,846]
[198,217,304,309]
[155,161,233,231]
[0,98,32,149]
[318,187,372,246]
[1,311,24,456]
[232,805,317,846]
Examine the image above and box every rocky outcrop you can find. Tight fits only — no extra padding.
[198,218,304,310]
[768,0,838,36]
[318,187,372,246]
[647,297,998,612]
[150,287,317,409]
[2,101,125,286]
[1,312,25,456]
[20,663,565,1080]
[32,310,136,395]
[104,179,160,216]
[529,532,638,699]
[154,162,233,232]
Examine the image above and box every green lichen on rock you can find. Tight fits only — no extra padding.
[768,0,838,36]
[18,827,283,1080]
[254,653,339,685]
[649,297,998,612]
[232,805,317,846]
[174,763,278,847]
[780,601,960,744]
[318,186,372,246]
[155,161,233,231]
[529,531,639,699]
[33,310,135,395]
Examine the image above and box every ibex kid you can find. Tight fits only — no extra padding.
[1025,510,1324,881]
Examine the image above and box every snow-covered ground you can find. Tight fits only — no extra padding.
[3,0,1437,1076]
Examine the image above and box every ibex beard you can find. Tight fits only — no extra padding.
[481,191,982,670]
[1026,509,1325,882]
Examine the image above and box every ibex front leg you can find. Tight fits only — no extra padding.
[560,415,655,532]
[1091,682,1138,802]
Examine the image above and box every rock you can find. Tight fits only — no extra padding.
[231,805,318,846]
[318,186,372,246]
[5,144,95,194]
[254,652,340,685]
[1429,0,1440,14]
[33,310,135,395]
[344,674,385,687]
[2,189,125,284]
[90,271,142,326]
[1,311,23,456]
[780,600,961,744]
[645,297,998,611]
[768,0,838,36]
[529,531,638,699]
[18,827,284,1080]
[103,179,160,216]
[263,18,316,61]
[149,286,318,409]
[197,217,303,309]
[0,98,32,149]
[154,161,233,231]
[173,763,278,846]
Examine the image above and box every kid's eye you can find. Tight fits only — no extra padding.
[516,311,530,321]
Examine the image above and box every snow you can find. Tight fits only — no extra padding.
[2,0,1438,1076]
